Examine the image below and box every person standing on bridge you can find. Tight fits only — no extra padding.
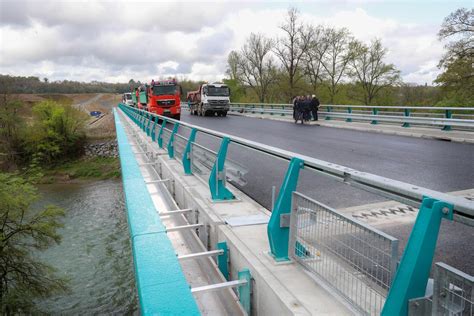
[310,95,320,121]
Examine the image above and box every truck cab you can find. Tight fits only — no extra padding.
[137,79,182,120]
[122,92,134,106]
[188,82,230,117]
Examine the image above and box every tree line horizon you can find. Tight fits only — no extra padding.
[0,7,471,107]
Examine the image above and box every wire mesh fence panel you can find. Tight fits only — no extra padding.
[289,192,399,315]
[174,133,187,161]
[191,142,216,183]
[433,262,473,316]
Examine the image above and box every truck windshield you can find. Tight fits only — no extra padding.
[207,86,229,96]
[152,85,178,96]
[125,94,132,99]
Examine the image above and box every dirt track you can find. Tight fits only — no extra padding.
[70,93,120,138]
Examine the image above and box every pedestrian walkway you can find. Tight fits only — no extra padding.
[230,112,474,143]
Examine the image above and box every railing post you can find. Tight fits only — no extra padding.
[402,109,411,127]
[281,105,285,116]
[371,108,378,124]
[208,137,234,201]
[157,118,167,148]
[182,128,197,175]
[442,110,452,131]
[382,197,453,316]
[146,114,152,136]
[238,268,252,315]
[150,117,157,141]
[167,123,179,159]
[217,241,229,280]
[325,106,332,120]
[346,107,352,122]
[270,105,274,115]
[267,157,303,261]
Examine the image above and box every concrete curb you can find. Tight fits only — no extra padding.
[228,112,474,144]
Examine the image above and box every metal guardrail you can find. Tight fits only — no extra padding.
[229,103,474,130]
[433,262,473,315]
[289,192,399,315]
[120,104,474,222]
[118,103,474,315]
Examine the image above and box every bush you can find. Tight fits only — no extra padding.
[22,101,88,165]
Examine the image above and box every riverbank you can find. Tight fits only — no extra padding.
[40,156,120,184]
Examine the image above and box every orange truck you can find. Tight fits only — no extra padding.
[136,79,182,120]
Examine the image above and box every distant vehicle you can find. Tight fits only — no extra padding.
[187,82,230,117]
[122,92,134,106]
[136,79,182,120]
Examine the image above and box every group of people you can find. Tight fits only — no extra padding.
[293,95,320,123]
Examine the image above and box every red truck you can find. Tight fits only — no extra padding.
[136,79,182,120]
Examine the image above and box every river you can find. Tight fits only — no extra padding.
[34,179,138,314]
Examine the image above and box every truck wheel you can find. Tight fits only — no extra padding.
[175,114,181,120]
[222,111,227,117]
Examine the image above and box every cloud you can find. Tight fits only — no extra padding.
[0,1,449,85]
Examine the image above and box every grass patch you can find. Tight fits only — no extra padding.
[42,94,74,106]
[43,157,120,182]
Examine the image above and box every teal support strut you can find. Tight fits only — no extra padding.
[182,128,197,175]
[167,123,179,159]
[402,109,411,127]
[325,106,332,120]
[267,158,303,261]
[346,107,352,122]
[208,137,234,201]
[217,241,229,280]
[157,119,167,148]
[371,108,379,124]
[238,268,252,315]
[442,110,452,131]
[381,197,453,316]
[146,114,152,136]
[150,119,157,142]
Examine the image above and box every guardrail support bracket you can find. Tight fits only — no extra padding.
[167,123,179,159]
[209,137,235,201]
[267,157,303,261]
[182,128,197,175]
[402,109,411,128]
[442,110,452,131]
[157,118,167,148]
[382,197,453,316]
[371,108,379,124]
[346,107,352,122]
[238,268,252,315]
[217,241,229,280]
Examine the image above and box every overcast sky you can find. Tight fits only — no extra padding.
[0,0,470,85]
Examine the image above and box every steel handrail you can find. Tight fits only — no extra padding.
[230,102,474,111]
[120,104,474,225]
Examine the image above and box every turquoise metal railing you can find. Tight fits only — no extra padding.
[229,103,474,130]
[118,103,474,316]
[114,109,200,315]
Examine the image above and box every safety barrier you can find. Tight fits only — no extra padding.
[118,103,474,316]
[289,192,399,315]
[229,103,474,130]
[113,109,200,315]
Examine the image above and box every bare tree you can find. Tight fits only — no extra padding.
[438,8,473,65]
[237,33,277,102]
[303,25,329,95]
[349,39,400,105]
[226,51,240,81]
[274,7,313,98]
[320,27,353,104]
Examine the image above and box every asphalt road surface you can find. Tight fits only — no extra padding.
[177,109,474,274]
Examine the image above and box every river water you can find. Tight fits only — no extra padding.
[34,179,138,314]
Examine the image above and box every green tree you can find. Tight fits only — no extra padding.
[0,172,68,313]
[348,39,400,105]
[435,8,474,106]
[23,101,87,165]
